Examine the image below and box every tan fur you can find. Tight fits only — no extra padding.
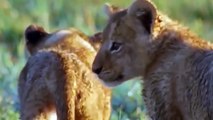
[19,25,111,120]
[92,0,213,120]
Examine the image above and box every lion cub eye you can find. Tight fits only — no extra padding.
[110,42,122,53]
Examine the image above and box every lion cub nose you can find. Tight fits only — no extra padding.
[92,66,103,75]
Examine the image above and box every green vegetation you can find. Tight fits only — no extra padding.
[0,0,212,119]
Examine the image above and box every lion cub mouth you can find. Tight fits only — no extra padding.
[101,74,125,87]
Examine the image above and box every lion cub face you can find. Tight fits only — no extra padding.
[92,0,157,87]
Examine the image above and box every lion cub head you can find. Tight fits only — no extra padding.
[92,0,158,87]
[25,24,103,53]
[25,24,102,67]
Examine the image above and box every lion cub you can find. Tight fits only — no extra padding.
[18,24,111,120]
[92,0,213,120]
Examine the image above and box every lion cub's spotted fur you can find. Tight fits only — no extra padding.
[92,0,213,120]
[18,25,111,120]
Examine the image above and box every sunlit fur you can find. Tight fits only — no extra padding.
[92,0,213,119]
[19,24,111,120]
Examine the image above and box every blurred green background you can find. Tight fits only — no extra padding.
[0,0,213,120]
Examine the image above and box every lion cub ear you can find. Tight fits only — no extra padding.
[25,24,49,55]
[104,3,123,18]
[89,32,103,50]
[25,24,48,45]
[127,0,157,34]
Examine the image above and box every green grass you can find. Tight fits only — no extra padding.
[0,0,213,119]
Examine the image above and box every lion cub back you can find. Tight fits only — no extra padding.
[18,24,111,120]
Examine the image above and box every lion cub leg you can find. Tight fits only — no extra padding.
[44,53,76,120]
[19,76,55,120]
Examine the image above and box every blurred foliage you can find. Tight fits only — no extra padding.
[0,0,212,120]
